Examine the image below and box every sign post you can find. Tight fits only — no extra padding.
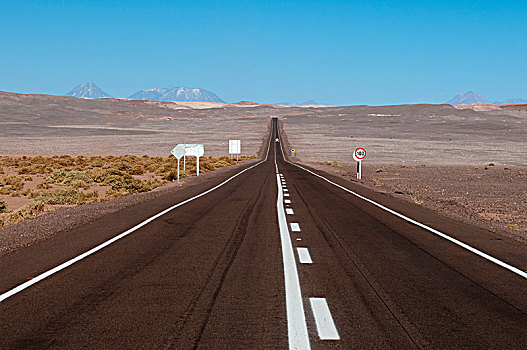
[352,147,366,180]
[184,144,205,176]
[170,144,186,183]
[229,140,241,161]
[291,149,295,158]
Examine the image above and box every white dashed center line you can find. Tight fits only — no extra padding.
[285,199,291,204]
[286,208,294,215]
[290,223,301,232]
[310,298,340,340]
[275,173,310,349]
[284,193,290,197]
[296,248,313,264]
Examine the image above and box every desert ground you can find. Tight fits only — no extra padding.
[1,91,525,243]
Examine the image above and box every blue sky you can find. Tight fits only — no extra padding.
[1,0,526,105]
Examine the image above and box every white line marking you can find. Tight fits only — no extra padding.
[0,127,276,304]
[296,238,302,241]
[297,248,313,264]
[276,172,310,348]
[284,193,290,197]
[283,188,288,191]
[278,138,527,280]
[286,208,294,215]
[285,199,291,204]
[290,223,301,232]
[310,298,340,340]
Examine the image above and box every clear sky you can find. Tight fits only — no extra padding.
[1,0,526,105]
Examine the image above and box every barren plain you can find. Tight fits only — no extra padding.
[1,91,526,244]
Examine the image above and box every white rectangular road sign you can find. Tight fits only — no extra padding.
[229,140,241,154]
[184,144,204,157]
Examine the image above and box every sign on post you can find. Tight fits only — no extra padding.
[353,147,366,180]
[229,140,241,160]
[170,144,186,183]
[291,149,295,157]
[184,144,204,176]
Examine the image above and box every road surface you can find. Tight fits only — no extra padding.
[1,117,526,349]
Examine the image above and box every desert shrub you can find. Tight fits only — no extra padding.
[45,170,94,186]
[129,165,145,175]
[115,161,133,171]
[104,188,129,200]
[89,158,106,168]
[36,188,86,205]
[37,182,53,190]
[0,199,45,226]
[163,171,179,181]
[0,198,8,213]
[17,167,31,174]
[105,174,163,193]
[0,175,25,194]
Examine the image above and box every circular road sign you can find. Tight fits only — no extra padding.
[353,147,366,161]
[291,149,295,153]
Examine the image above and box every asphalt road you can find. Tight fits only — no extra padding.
[1,118,526,349]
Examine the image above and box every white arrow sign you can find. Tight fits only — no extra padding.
[171,144,186,160]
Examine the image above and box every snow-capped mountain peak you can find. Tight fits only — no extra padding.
[65,82,112,99]
[128,86,225,103]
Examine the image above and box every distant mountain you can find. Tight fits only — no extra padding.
[277,100,319,106]
[128,87,224,103]
[447,91,489,105]
[494,98,527,105]
[65,82,112,99]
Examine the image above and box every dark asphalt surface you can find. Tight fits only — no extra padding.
[0,118,526,349]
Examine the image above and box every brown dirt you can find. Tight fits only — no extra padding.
[303,161,527,243]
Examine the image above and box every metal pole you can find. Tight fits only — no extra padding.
[183,155,186,171]
[358,161,362,180]
[197,156,199,176]
[177,158,180,184]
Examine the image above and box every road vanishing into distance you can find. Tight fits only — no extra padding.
[1,118,527,349]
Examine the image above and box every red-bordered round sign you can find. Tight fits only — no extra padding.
[353,147,366,161]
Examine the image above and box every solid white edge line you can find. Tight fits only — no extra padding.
[309,298,340,340]
[297,248,313,264]
[276,173,311,350]
[277,133,527,280]
[0,122,275,304]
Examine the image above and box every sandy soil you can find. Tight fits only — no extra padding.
[282,104,526,165]
[1,91,525,245]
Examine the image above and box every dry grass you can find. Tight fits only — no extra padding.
[0,154,254,226]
